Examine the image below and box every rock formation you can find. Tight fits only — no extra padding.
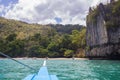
[86,1,120,59]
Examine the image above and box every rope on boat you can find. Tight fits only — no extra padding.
[0,52,36,71]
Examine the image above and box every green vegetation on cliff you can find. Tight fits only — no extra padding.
[106,0,120,28]
[88,0,120,28]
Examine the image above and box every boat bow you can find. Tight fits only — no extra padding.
[23,60,58,80]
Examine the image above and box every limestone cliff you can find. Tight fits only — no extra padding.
[86,1,120,59]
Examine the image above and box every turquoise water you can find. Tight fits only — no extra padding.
[0,59,120,80]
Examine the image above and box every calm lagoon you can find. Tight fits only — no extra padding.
[0,59,120,80]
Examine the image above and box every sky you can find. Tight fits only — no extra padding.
[0,0,110,25]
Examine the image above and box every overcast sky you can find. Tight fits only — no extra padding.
[0,0,110,25]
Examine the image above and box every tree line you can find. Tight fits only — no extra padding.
[0,28,86,58]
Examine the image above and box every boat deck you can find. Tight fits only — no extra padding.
[23,62,58,80]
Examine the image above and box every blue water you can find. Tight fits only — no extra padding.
[0,59,120,80]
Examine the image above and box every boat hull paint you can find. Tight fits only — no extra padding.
[23,67,58,80]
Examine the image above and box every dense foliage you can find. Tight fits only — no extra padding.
[88,0,120,28]
[106,0,120,28]
[0,17,86,58]
[48,24,83,34]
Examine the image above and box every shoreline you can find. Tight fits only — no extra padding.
[0,57,89,60]
[1,57,120,60]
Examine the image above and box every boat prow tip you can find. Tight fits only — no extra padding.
[43,60,46,66]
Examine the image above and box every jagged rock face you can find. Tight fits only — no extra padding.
[107,27,120,43]
[86,3,120,59]
[86,13,108,47]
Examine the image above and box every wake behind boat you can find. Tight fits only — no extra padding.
[23,60,59,80]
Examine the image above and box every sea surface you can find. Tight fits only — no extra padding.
[0,59,120,80]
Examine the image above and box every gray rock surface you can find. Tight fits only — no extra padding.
[86,2,120,59]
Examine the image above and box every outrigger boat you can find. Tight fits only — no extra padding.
[0,52,59,80]
[23,60,59,80]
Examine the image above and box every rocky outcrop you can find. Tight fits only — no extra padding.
[86,1,120,59]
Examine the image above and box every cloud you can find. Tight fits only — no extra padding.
[0,3,15,16]
[0,5,4,14]
[2,0,108,25]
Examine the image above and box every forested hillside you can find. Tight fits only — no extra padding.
[47,24,83,34]
[0,17,86,58]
